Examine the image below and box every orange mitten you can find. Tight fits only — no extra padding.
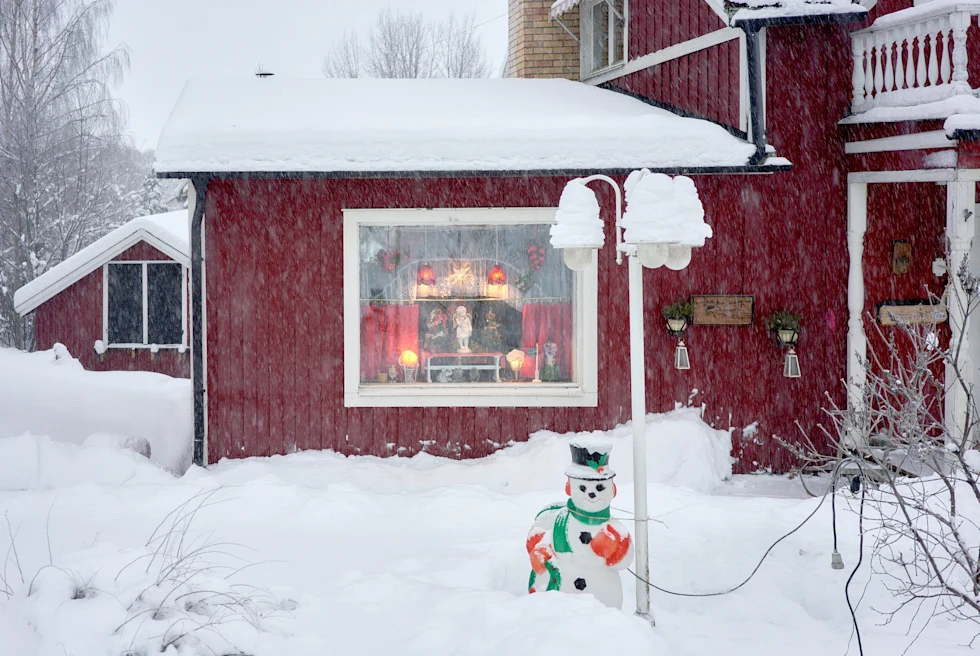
[590,524,631,566]
[526,532,553,574]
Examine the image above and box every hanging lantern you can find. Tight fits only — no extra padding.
[783,348,801,378]
[417,264,436,286]
[674,340,691,370]
[487,264,507,285]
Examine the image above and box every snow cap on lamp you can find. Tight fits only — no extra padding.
[621,173,711,247]
[550,179,605,249]
[566,436,616,480]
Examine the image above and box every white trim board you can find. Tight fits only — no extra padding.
[847,169,956,183]
[845,131,956,155]
[342,207,599,408]
[585,27,741,86]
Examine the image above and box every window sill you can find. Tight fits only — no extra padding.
[581,61,626,84]
[105,344,186,350]
[345,383,598,408]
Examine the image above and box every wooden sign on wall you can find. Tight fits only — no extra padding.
[892,241,912,275]
[877,302,948,326]
[691,295,754,326]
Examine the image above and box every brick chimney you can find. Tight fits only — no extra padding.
[506,0,580,79]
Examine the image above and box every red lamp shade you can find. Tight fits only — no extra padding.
[417,264,436,286]
[487,264,507,285]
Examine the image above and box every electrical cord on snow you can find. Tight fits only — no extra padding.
[843,460,867,656]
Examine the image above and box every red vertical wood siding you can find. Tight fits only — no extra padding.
[629,1,725,59]
[32,242,190,378]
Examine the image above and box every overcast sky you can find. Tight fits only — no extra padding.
[107,0,509,150]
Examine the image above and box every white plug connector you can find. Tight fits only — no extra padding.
[831,550,845,570]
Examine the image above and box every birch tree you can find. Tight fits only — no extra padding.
[0,0,133,349]
[322,9,491,79]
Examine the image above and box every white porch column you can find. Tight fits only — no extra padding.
[945,178,976,444]
[847,182,869,424]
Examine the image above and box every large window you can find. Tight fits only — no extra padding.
[343,209,598,408]
[105,262,185,347]
[581,0,626,78]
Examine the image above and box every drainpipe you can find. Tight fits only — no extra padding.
[743,25,768,165]
[190,176,209,467]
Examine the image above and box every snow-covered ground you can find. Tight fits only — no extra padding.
[0,347,972,655]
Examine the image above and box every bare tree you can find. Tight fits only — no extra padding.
[779,257,980,638]
[435,12,491,79]
[321,30,362,78]
[322,9,491,79]
[0,0,139,349]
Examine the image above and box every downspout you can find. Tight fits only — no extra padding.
[743,24,768,165]
[190,176,209,467]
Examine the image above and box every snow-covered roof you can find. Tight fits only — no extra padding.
[729,0,867,23]
[14,211,189,316]
[153,78,772,175]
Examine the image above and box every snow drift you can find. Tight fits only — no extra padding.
[0,346,192,474]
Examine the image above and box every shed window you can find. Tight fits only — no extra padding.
[343,209,598,408]
[581,0,625,78]
[106,261,185,347]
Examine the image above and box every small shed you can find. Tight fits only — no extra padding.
[14,211,191,378]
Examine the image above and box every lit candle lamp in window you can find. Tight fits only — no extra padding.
[416,264,436,298]
[486,264,507,299]
[400,350,419,383]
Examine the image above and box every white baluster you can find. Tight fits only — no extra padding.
[952,12,970,88]
[941,26,952,84]
[904,27,914,90]
[928,21,940,86]
[917,27,928,88]
[884,31,895,92]
[874,34,885,96]
[867,39,878,99]
[852,35,867,105]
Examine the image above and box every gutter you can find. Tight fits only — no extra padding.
[190,176,209,468]
[156,163,792,180]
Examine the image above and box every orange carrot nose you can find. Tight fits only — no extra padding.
[565,479,571,496]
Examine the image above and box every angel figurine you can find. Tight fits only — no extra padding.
[454,306,473,353]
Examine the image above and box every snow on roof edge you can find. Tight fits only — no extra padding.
[13,211,189,316]
[729,0,867,23]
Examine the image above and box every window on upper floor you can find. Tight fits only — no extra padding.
[581,0,626,79]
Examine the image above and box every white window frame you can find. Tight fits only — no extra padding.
[343,208,599,408]
[580,0,628,81]
[103,261,188,349]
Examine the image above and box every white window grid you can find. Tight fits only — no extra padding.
[581,0,628,80]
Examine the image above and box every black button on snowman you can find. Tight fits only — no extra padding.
[526,437,634,609]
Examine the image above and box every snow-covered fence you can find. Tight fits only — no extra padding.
[850,4,979,113]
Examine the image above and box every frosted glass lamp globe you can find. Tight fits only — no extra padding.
[665,245,693,271]
[636,243,668,269]
[563,247,594,271]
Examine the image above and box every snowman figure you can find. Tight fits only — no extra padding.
[526,437,633,608]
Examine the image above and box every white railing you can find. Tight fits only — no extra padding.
[851,4,980,114]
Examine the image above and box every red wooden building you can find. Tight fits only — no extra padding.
[14,211,191,378]
[155,0,980,471]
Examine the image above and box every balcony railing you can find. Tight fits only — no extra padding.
[851,3,980,114]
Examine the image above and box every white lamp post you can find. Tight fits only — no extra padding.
[550,170,710,624]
